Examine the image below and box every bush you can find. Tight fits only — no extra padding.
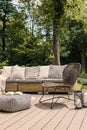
[79,73,87,79]
[0,60,9,69]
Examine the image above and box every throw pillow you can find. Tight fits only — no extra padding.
[48,65,67,79]
[10,65,25,79]
[39,66,50,78]
[25,66,39,79]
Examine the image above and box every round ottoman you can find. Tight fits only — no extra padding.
[0,94,31,112]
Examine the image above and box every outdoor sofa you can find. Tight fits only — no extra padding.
[0,64,67,93]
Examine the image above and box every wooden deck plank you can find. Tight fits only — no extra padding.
[0,111,22,125]
[54,109,78,130]
[17,107,53,130]
[4,95,53,130]
[0,112,11,119]
[0,94,86,130]
[41,96,74,130]
[0,106,42,130]
[80,109,87,130]
[29,98,64,130]
[42,107,69,130]
[5,108,47,130]
[67,109,86,130]
[0,94,39,129]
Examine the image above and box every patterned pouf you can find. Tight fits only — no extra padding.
[0,94,31,112]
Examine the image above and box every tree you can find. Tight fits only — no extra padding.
[0,0,86,68]
[0,0,17,63]
[33,0,66,65]
[0,0,13,51]
[52,0,66,65]
[68,21,87,73]
[62,0,87,72]
[3,0,52,66]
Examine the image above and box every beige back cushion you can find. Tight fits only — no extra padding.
[39,66,50,78]
[10,65,25,79]
[48,65,67,79]
[25,66,39,79]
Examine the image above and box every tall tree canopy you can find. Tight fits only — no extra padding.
[0,0,87,73]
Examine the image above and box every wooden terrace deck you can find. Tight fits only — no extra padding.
[0,94,87,130]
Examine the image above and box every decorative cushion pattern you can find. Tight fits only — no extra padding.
[0,94,31,112]
[25,66,39,79]
[39,66,50,78]
[10,65,25,79]
[48,65,66,79]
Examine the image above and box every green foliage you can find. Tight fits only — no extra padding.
[8,43,52,66]
[0,0,87,68]
[52,0,66,19]
[60,0,87,67]
[65,0,85,21]
[0,60,8,68]
[61,19,87,68]
[79,73,87,79]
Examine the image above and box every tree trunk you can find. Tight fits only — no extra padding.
[52,0,66,65]
[2,13,6,51]
[53,18,61,65]
[2,1,8,52]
